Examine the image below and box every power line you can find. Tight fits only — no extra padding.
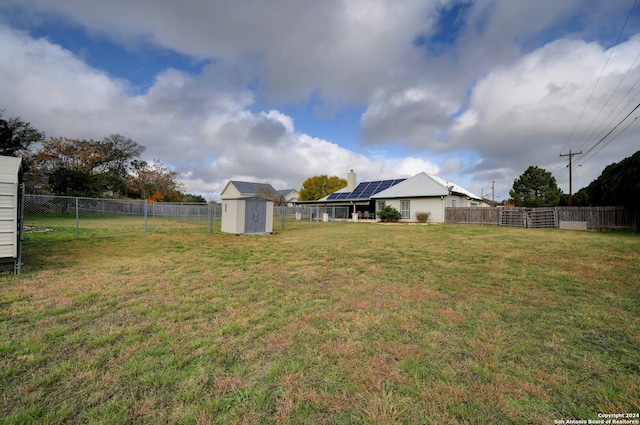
[555,103,640,181]
[580,115,639,165]
[574,51,640,154]
[559,0,638,156]
[577,64,640,154]
[579,102,640,159]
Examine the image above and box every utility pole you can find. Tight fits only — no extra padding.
[559,150,582,206]
[492,180,495,206]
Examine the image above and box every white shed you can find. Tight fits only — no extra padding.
[221,196,274,235]
[0,156,23,273]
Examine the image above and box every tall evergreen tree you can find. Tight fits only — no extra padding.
[509,166,562,207]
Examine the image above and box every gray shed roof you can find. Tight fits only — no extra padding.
[230,181,276,194]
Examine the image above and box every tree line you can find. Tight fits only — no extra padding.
[0,110,204,202]
[508,151,639,214]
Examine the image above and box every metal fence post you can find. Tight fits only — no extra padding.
[144,201,148,235]
[15,183,25,274]
[281,205,285,230]
[208,203,213,233]
[75,197,80,239]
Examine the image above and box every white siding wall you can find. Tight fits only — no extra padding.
[383,198,446,223]
[0,179,17,258]
[413,198,446,222]
[220,184,241,199]
[265,202,274,233]
[221,199,245,234]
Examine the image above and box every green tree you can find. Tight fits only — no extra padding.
[299,175,347,201]
[128,159,185,201]
[579,150,640,210]
[509,166,562,207]
[93,134,146,196]
[32,138,105,196]
[180,193,207,203]
[0,110,45,161]
[30,136,145,197]
[256,184,288,206]
[48,168,102,197]
[572,187,591,207]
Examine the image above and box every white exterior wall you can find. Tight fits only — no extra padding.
[0,182,18,257]
[221,199,245,234]
[0,157,20,258]
[412,198,446,222]
[265,203,274,233]
[220,184,241,199]
[383,198,446,223]
[443,194,481,208]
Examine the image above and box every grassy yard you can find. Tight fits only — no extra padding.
[1,219,639,424]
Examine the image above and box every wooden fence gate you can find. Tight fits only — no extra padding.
[498,209,526,227]
[498,208,557,228]
[447,206,633,230]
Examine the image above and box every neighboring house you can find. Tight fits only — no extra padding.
[295,171,481,223]
[220,180,299,205]
[275,188,300,205]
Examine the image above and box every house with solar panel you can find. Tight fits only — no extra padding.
[297,170,481,222]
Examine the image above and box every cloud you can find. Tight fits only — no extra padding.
[450,35,640,191]
[0,23,410,196]
[4,0,436,103]
[360,84,458,148]
[2,0,640,199]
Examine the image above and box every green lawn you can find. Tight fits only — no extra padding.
[1,220,639,424]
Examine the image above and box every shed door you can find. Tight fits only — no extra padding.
[244,199,266,233]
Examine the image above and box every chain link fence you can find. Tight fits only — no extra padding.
[24,194,221,237]
[22,196,359,239]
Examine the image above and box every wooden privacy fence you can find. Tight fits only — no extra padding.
[446,206,635,230]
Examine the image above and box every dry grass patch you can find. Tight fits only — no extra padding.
[1,221,639,424]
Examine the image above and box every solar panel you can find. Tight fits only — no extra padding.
[360,189,376,198]
[349,182,368,198]
[324,178,407,201]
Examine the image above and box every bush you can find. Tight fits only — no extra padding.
[377,205,401,222]
[415,211,430,223]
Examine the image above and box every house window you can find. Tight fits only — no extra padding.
[376,200,385,212]
[451,199,456,208]
[400,200,410,219]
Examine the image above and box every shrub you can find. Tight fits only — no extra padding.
[377,205,401,222]
[415,211,430,223]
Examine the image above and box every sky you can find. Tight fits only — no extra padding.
[1,0,640,201]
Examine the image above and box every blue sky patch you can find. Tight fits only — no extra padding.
[415,1,472,56]
[1,6,206,94]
